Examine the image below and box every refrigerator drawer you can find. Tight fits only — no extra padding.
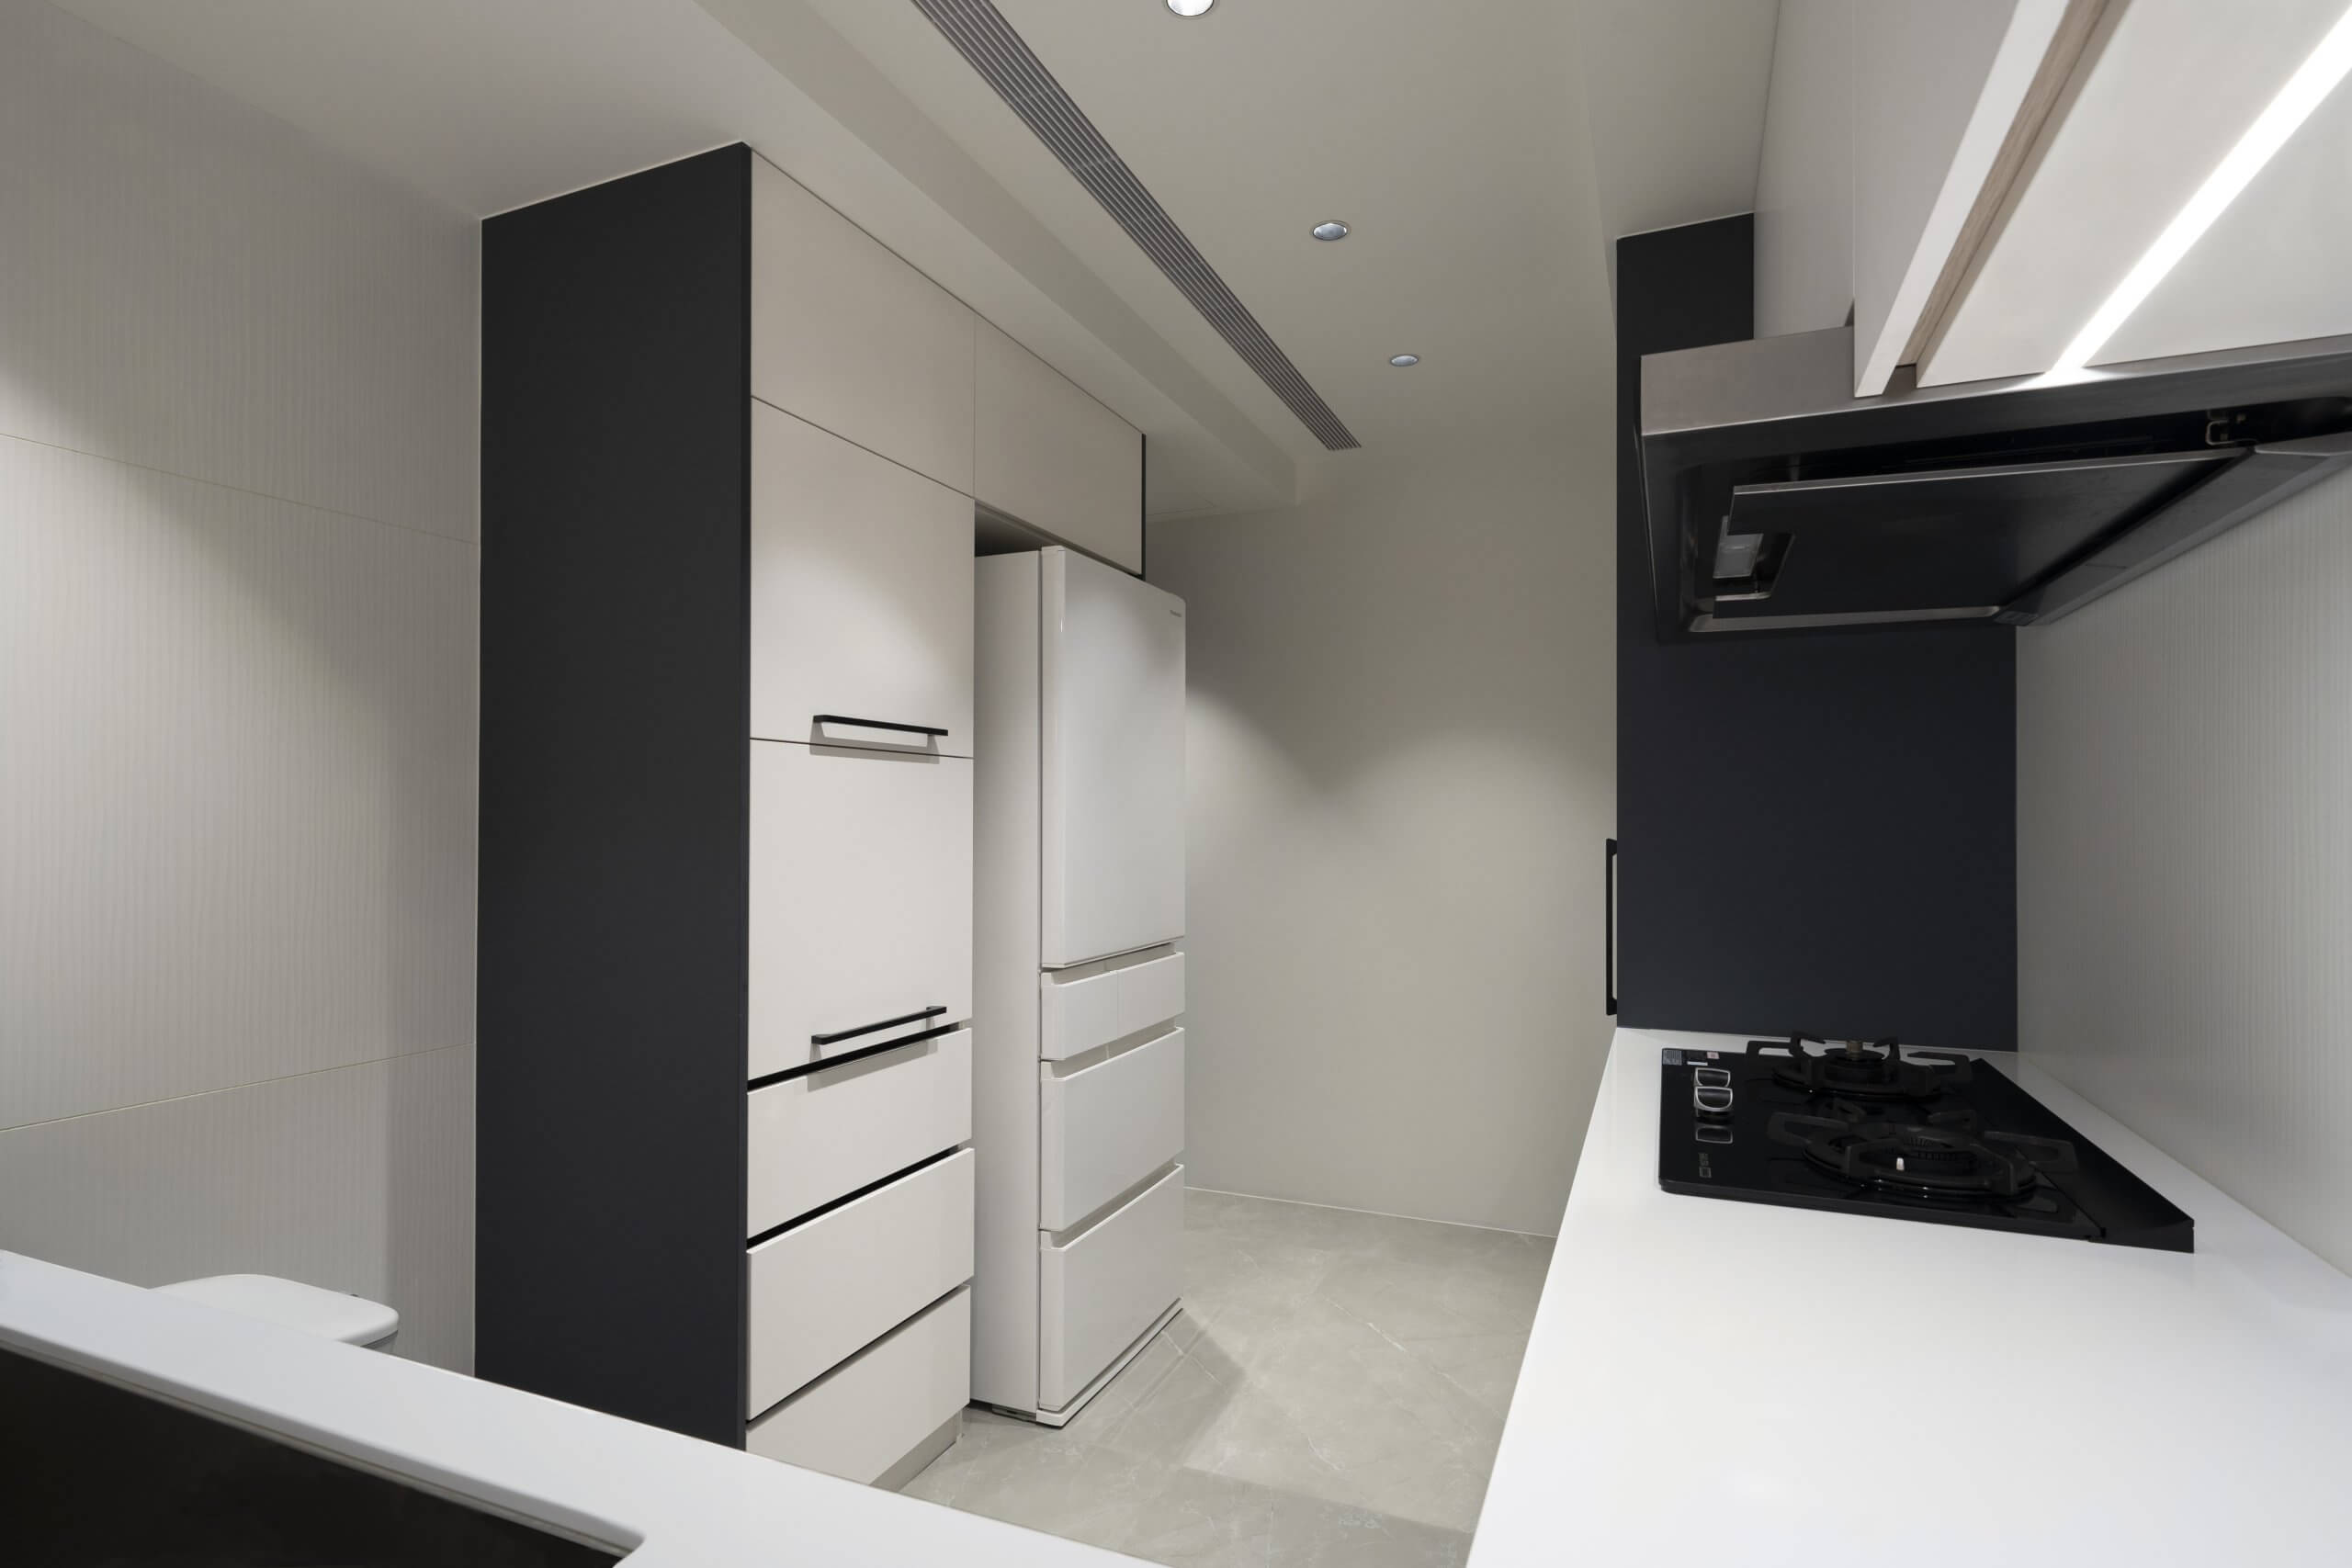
[1037,948,1184,1063]
[750,740,973,1081]
[747,1028,971,1237]
[747,1148,975,1416]
[1038,1162,1183,1412]
[1039,1029,1184,1231]
[747,1285,969,1487]
[749,402,975,757]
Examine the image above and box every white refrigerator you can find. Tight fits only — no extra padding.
[971,547,1187,1423]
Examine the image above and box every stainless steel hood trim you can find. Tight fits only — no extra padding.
[1690,606,2000,634]
[1644,325,2352,440]
[1638,326,2352,640]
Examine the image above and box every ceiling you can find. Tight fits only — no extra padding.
[51,0,1779,519]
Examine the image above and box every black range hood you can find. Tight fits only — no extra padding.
[1638,325,2352,639]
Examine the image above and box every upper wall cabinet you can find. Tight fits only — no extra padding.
[976,322,1144,574]
[749,403,975,754]
[1752,0,2064,391]
[752,161,975,493]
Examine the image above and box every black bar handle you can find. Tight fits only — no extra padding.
[812,1005,947,1047]
[752,1020,963,1090]
[812,714,948,739]
[1604,838,1619,1017]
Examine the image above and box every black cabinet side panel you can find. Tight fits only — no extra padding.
[1614,218,2017,1048]
[479,145,751,1445]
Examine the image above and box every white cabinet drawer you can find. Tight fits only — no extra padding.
[1040,1029,1184,1231]
[975,321,1141,571]
[748,1028,972,1237]
[750,404,974,756]
[1038,1162,1182,1412]
[747,1147,975,1416]
[1038,948,1184,1063]
[747,1285,969,1487]
[749,741,973,1082]
[752,161,974,493]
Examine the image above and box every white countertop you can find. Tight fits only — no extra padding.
[0,1251,1132,1566]
[1471,1028,2352,1567]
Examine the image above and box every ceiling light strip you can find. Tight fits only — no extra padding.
[910,0,1362,450]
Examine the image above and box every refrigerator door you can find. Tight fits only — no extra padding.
[1040,548,1186,967]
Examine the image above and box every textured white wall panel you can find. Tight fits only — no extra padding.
[2019,467,2352,1275]
[0,4,480,1364]
[0,4,479,540]
[0,1046,476,1371]
[0,435,477,1129]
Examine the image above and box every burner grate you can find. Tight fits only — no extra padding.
[1769,1106,2078,1201]
[1748,1034,1973,1100]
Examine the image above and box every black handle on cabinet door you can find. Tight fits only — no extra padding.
[811,1005,947,1046]
[811,714,949,739]
[1604,838,1619,1017]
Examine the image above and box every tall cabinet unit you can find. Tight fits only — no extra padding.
[481,145,981,1484]
[974,547,1188,1425]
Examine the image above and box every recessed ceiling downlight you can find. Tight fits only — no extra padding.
[1167,0,1215,16]
[1389,354,1419,367]
[1310,220,1350,242]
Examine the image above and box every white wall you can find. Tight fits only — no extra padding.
[1147,428,1616,1238]
[2018,466,2352,1278]
[0,5,480,1369]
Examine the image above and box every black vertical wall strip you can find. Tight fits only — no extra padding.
[1614,219,2018,1047]
[479,145,752,1447]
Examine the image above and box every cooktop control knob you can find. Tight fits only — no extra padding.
[1692,1066,1734,1119]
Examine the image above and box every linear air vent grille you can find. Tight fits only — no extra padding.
[910,0,1361,451]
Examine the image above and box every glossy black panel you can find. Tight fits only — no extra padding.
[0,1350,621,1565]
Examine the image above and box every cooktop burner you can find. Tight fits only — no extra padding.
[1755,1034,1973,1100]
[1659,1037,2193,1250]
[1769,1106,2075,1200]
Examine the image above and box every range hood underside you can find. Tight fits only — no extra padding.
[1639,327,2352,639]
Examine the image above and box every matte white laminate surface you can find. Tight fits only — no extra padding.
[1040,548,1185,969]
[0,1251,1131,1567]
[752,158,975,494]
[749,403,975,755]
[974,321,1141,572]
[1471,1028,2352,1566]
[748,739,973,1081]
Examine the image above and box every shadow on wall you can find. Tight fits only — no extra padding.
[0,4,480,1370]
[1149,430,1615,1238]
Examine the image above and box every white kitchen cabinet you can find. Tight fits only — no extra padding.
[748,740,973,1082]
[752,160,975,493]
[1036,1163,1184,1413]
[1918,1,2352,386]
[749,402,975,755]
[746,1148,975,1416]
[975,321,1143,573]
[487,144,977,1483]
[745,1286,970,1488]
[747,1028,972,1237]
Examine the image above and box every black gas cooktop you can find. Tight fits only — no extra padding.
[1658,1036,2193,1251]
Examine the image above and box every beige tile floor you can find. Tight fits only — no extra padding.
[902,1188,1552,1566]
